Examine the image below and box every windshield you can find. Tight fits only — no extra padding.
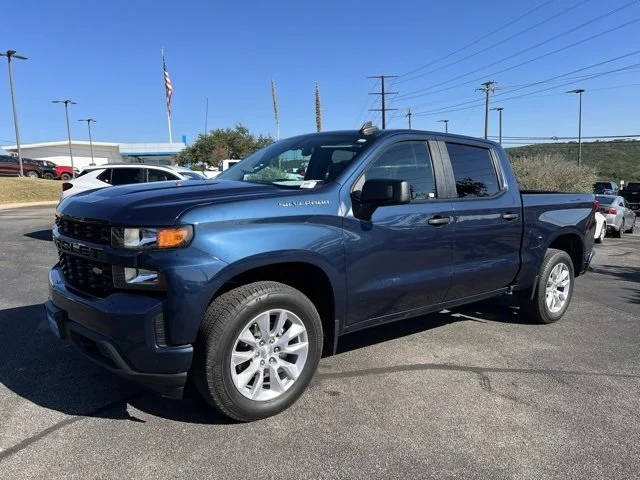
[596,195,615,205]
[217,133,371,188]
[594,182,615,193]
[179,170,205,180]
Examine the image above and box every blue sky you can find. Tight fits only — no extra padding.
[0,0,638,146]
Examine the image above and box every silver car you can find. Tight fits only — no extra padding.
[596,195,636,237]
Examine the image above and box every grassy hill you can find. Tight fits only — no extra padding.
[506,140,640,182]
[0,177,61,204]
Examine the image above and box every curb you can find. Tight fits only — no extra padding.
[0,201,58,210]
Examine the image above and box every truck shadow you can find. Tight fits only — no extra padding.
[23,229,53,241]
[0,297,526,427]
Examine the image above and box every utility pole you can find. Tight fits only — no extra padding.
[567,88,585,167]
[52,99,77,177]
[368,75,398,129]
[438,119,449,133]
[491,107,504,145]
[477,81,497,139]
[0,50,27,176]
[405,108,412,129]
[78,118,96,165]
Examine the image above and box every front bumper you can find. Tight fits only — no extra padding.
[47,266,193,398]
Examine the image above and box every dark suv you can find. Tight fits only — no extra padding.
[0,155,43,178]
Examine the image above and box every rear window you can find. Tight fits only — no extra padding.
[595,195,614,205]
[446,143,500,198]
[625,183,640,191]
[147,169,178,182]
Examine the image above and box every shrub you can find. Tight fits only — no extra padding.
[508,153,597,192]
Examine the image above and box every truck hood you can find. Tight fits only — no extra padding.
[57,179,284,225]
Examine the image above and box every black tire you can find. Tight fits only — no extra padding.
[518,248,575,324]
[193,281,323,422]
[26,171,39,178]
[60,173,71,181]
[43,172,55,180]
[614,221,624,238]
[625,220,635,234]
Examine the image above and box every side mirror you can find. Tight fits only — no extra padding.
[354,179,411,220]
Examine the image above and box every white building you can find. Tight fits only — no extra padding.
[1,141,186,170]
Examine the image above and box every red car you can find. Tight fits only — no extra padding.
[31,159,75,180]
[54,165,75,181]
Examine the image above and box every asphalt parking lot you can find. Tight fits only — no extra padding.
[0,205,638,479]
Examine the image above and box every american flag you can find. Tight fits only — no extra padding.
[163,54,173,117]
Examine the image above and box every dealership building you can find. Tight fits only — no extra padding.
[1,140,186,170]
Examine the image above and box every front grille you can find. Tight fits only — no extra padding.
[55,216,111,245]
[58,252,114,297]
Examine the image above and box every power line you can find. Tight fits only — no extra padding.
[367,75,398,129]
[408,61,640,117]
[394,0,592,86]
[394,11,640,102]
[394,0,556,81]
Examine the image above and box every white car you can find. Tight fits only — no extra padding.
[594,211,606,243]
[61,164,205,200]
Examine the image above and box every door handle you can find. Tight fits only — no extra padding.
[428,215,451,226]
[502,212,519,220]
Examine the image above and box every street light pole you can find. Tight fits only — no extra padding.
[438,119,449,133]
[491,107,504,145]
[78,119,96,165]
[53,99,77,177]
[567,88,585,167]
[0,50,27,176]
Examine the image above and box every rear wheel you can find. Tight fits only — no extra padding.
[194,281,323,422]
[43,172,55,180]
[60,173,71,181]
[26,171,39,178]
[518,248,574,324]
[614,221,624,238]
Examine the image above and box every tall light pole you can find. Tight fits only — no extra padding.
[567,88,585,167]
[0,50,27,177]
[78,118,96,166]
[405,108,412,129]
[491,107,504,145]
[438,119,449,133]
[52,99,77,177]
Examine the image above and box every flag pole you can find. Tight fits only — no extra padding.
[162,47,173,143]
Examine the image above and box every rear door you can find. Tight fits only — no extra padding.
[441,141,522,300]
[0,156,18,175]
[110,168,145,186]
[343,138,454,326]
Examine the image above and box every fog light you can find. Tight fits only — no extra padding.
[123,267,158,285]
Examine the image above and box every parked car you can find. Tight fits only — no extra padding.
[54,164,76,181]
[593,181,619,195]
[620,182,640,211]
[31,159,58,180]
[594,211,606,243]
[61,164,205,199]
[0,155,43,178]
[47,126,596,421]
[596,195,636,237]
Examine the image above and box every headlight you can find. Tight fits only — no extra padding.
[112,225,193,249]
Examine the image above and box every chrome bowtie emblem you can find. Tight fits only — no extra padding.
[92,266,103,275]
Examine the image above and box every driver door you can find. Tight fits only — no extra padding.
[343,140,454,327]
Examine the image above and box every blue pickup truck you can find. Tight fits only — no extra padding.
[46,125,596,421]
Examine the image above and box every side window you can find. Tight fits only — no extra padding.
[363,141,436,201]
[446,143,500,198]
[147,169,178,182]
[110,168,144,186]
[96,169,111,183]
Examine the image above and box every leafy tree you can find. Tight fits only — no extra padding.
[177,124,273,169]
[508,153,597,192]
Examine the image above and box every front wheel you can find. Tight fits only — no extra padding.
[518,248,574,324]
[194,281,323,421]
[625,220,635,234]
[59,173,71,181]
[614,221,624,238]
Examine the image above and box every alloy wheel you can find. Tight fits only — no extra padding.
[545,263,571,313]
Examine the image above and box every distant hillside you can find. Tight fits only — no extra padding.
[506,140,640,182]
